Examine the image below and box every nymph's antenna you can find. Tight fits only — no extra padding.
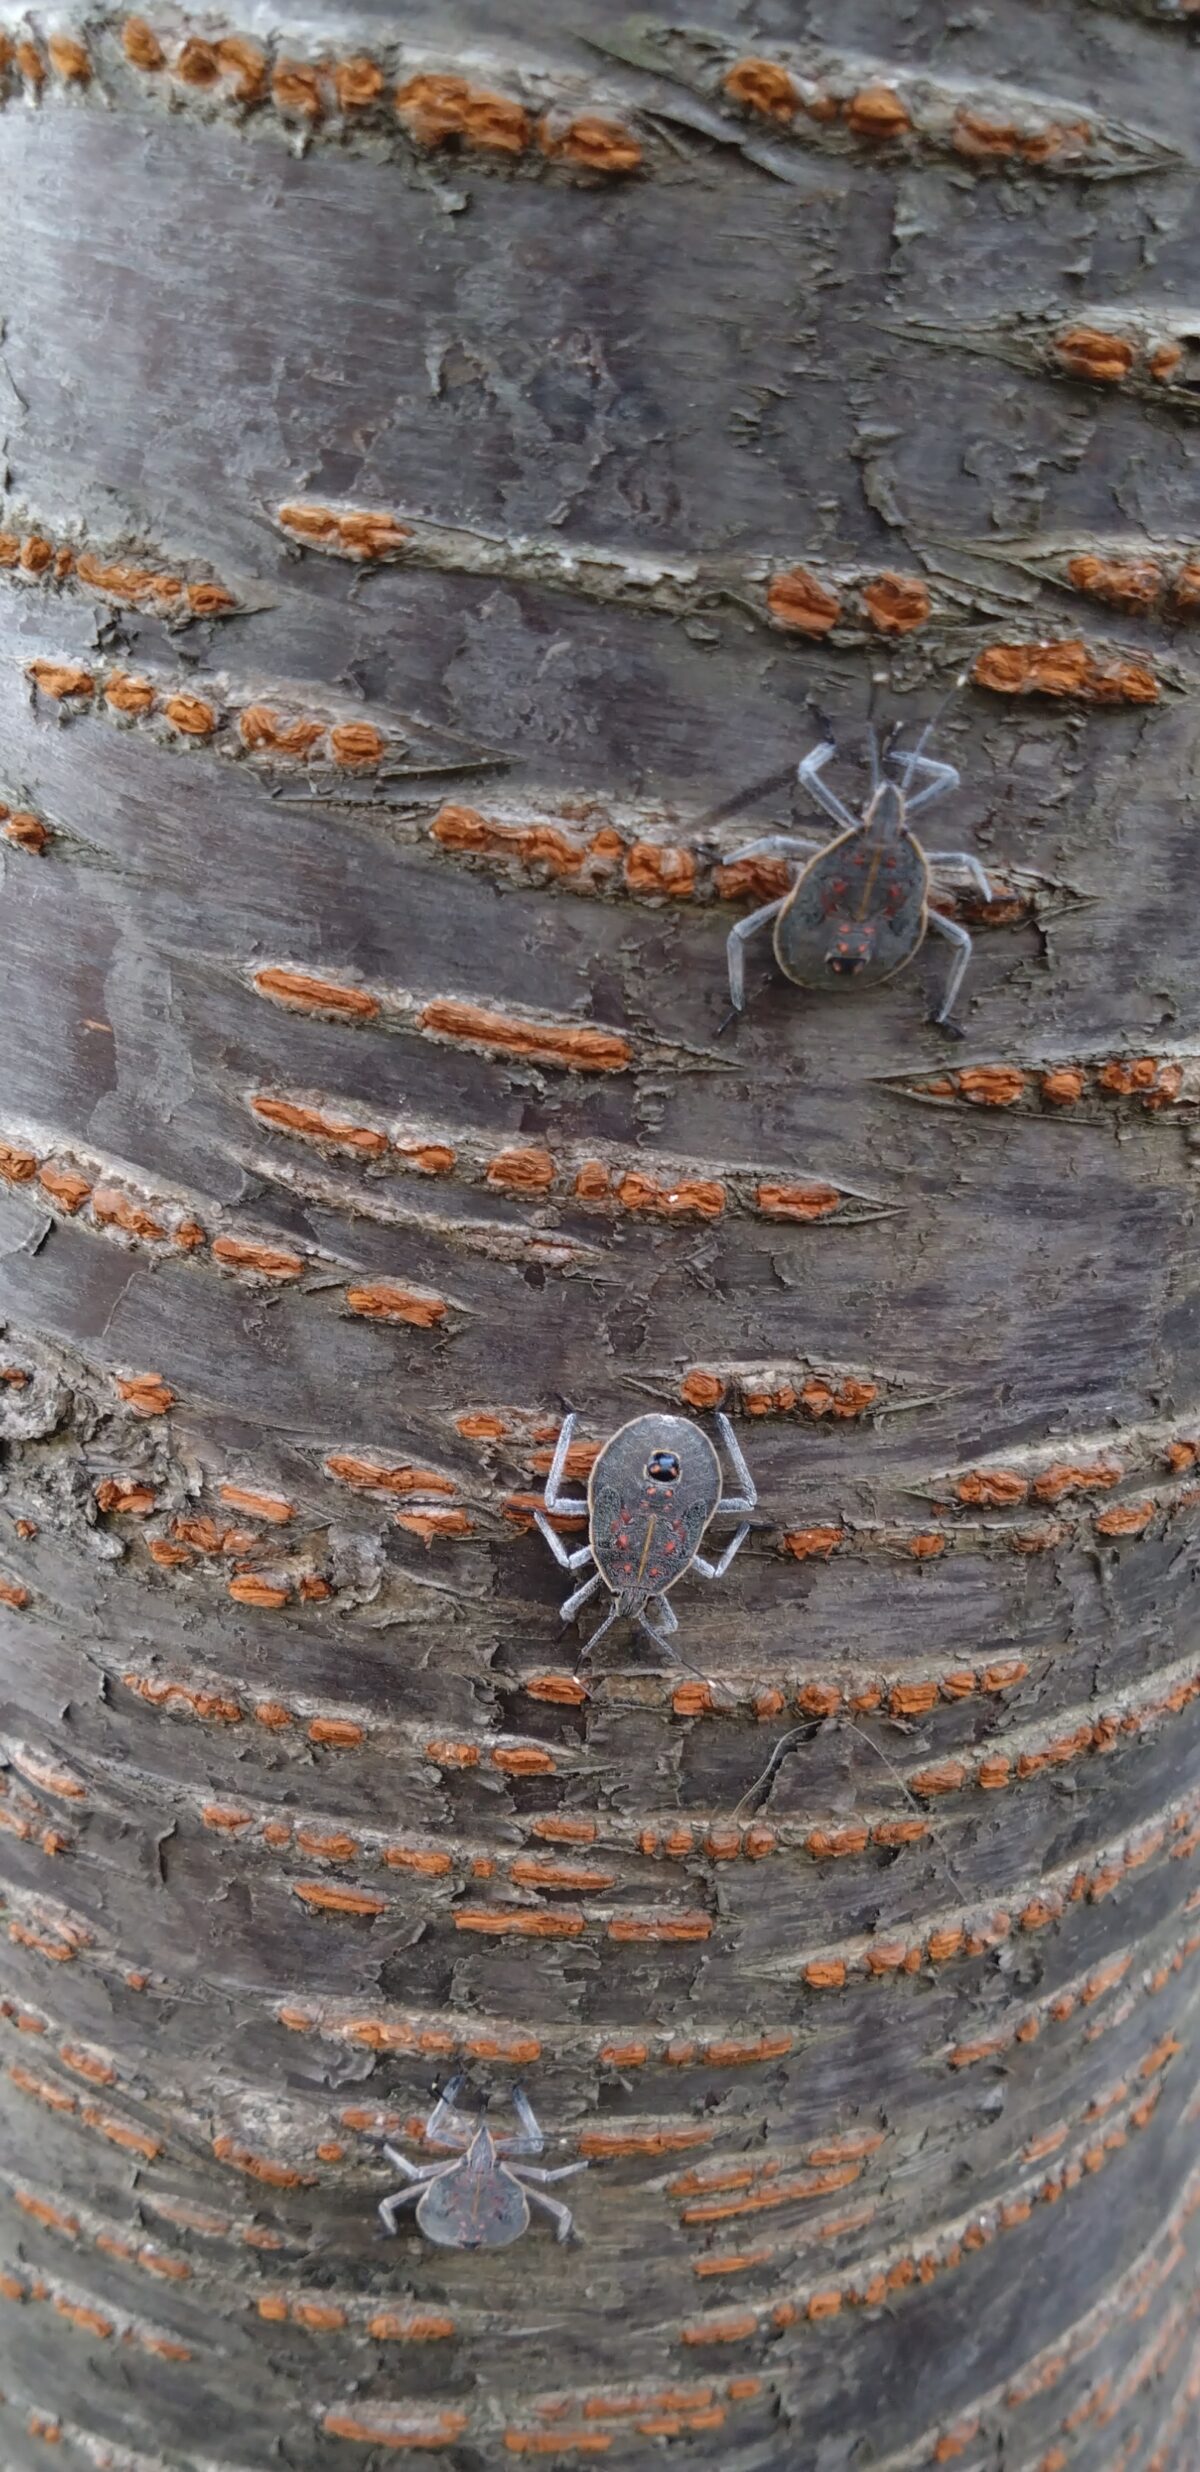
[699,760,801,830]
[865,667,888,793]
[898,669,971,792]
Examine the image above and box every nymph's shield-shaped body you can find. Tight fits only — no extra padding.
[587,1413,722,1612]
[414,2127,530,2251]
[775,823,930,991]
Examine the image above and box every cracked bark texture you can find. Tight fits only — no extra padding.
[0,2,1199,2467]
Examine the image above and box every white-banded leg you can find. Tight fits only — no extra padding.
[702,761,803,832]
[560,1567,602,1623]
[579,1595,624,1659]
[638,1595,733,1700]
[379,2182,427,2233]
[534,1510,593,1575]
[798,740,859,832]
[724,833,823,864]
[634,1600,683,1657]
[897,755,960,813]
[693,1524,750,1579]
[380,2151,446,2235]
[542,1414,588,1514]
[927,909,973,1030]
[714,1412,756,1516]
[523,2184,581,2242]
[422,2081,475,2150]
[382,2147,435,2181]
[515,2162,588,2184]
[502,2089,545,2157]
[726,897,786,1012]
[638,1597,705,1667]
[925,850,993,902]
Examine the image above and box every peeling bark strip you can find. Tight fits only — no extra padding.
[895,302,1200,410]
[278,498,949,646]
[0,1117,455,1319]
[238,788,1068,937]
[0,509,238,622]
[250,963,721,1077]
[0,2160,460,2336]
[657,1360,905,1418]
[780,1472,1198,1561]
[82,1731,1200,1907]
[274,501,1187,692]
[668,2048,1158,2257]
[86,1420,1200,1600]
[677,2071,1176,2350]
[98,1604,1200,1744]
[962,531,1200,623]
[544,2176,1198,2465]
[0,13,650,179]
[593,19,1181,177]
[248,1087,887,1224]
[22,655,488,777]
[970,638,1162,703]
[245,1150,596,1272]
[892,1050,1197,1116]
[275,1783,1200,2064]
[924,1412,1200,1512]
[427,799,1068,929]
[22,2166,1190,2470]
[0,2251,192,2357]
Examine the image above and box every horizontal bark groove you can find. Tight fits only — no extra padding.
[275,495,1200,676]
[23,652,474,778]
[0,511,239,624]
[589,20,1183,179]
[0,15,655,180]
[893,301,1200,414]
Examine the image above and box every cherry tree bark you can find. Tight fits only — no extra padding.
[0,3,1199,2467]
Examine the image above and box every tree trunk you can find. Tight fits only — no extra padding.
[1,4,1198,2466]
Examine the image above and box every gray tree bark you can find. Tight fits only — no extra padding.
[0,3,1199,2467]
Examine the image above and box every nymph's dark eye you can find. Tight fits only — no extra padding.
[645,1451,681,1483]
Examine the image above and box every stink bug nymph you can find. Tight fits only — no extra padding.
[723,684,997,1034]
[535,1410,756,1666]
[378,2079,586,2250]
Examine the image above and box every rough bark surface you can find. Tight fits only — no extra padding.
[0,2,1198,2467]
